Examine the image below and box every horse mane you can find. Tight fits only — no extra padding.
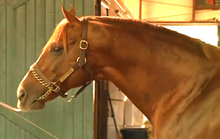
[90,16,220,61]
[92,16,207,45]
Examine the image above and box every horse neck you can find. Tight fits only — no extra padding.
[87,18,162,121]
[86,18,220,127]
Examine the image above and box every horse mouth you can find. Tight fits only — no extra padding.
[30,100,45,110]
[32,99,38,104]
[27,93,47,110]
[30,94,47,110]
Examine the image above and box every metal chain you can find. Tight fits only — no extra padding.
[30,68,49,87]
[36,89,52,100]
[30,68,54,100]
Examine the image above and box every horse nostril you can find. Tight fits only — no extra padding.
[18,89,26,101]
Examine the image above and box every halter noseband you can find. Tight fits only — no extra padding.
[30,17,92,103]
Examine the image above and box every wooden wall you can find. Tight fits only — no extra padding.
[0,0,95,138]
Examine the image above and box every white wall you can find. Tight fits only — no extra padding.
[142,0,193,21]
[122,0,220,21]
[164,25,219,46]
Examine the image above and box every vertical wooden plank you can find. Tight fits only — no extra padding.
[6,6,17,106]
[55,0,63,25]
[65,0,74,10]
[0,7,6,139]
[0,6,6,103]
[15,120,19,139]
[7,0,16,5]
[26,132,37,139]
[6,121,15,139]
[15,5,26,102]
[5,6,15,139]
[11,8,25,139]
[0,116,6,139]
[83,85,94,139]
[75,0,83,16]
[73,91,84,139]
[35,0,45,57]
[46,0,55,41]
[6,5,16,105]
[25,131,31,139]
[13,6,26,134]
[64,90,76,139]
[0,0,5,4]
[31,134,38,139]
[13,0,27,5]
[15,125,25,139]
[43,99,64,139]
[84,0,95,16]
[26,0,36,70]
[21,129,26,139]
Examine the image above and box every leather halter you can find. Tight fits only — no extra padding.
[30,17,92,102]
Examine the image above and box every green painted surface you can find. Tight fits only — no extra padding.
[0,106,58,139]
[0,0,95,138]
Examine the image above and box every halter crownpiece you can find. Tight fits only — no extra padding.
[30,17,92,102]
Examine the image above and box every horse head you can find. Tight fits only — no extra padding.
[17,6,93,111]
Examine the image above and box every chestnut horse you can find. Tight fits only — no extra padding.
[16,5,220,139]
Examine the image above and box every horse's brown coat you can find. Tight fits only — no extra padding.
[17,6,220,139]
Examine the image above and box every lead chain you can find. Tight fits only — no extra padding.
[36,89,52,100]
[30,68,49,87]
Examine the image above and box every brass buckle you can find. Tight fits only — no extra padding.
[50,82,60,92]
[79,40,88,50]
[77,57,87,67]
[77,57,86,63]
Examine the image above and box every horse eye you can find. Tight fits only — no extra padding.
[52,46,63,53]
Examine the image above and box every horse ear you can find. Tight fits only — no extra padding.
[69,5,75,15]
[61,5,80,26]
